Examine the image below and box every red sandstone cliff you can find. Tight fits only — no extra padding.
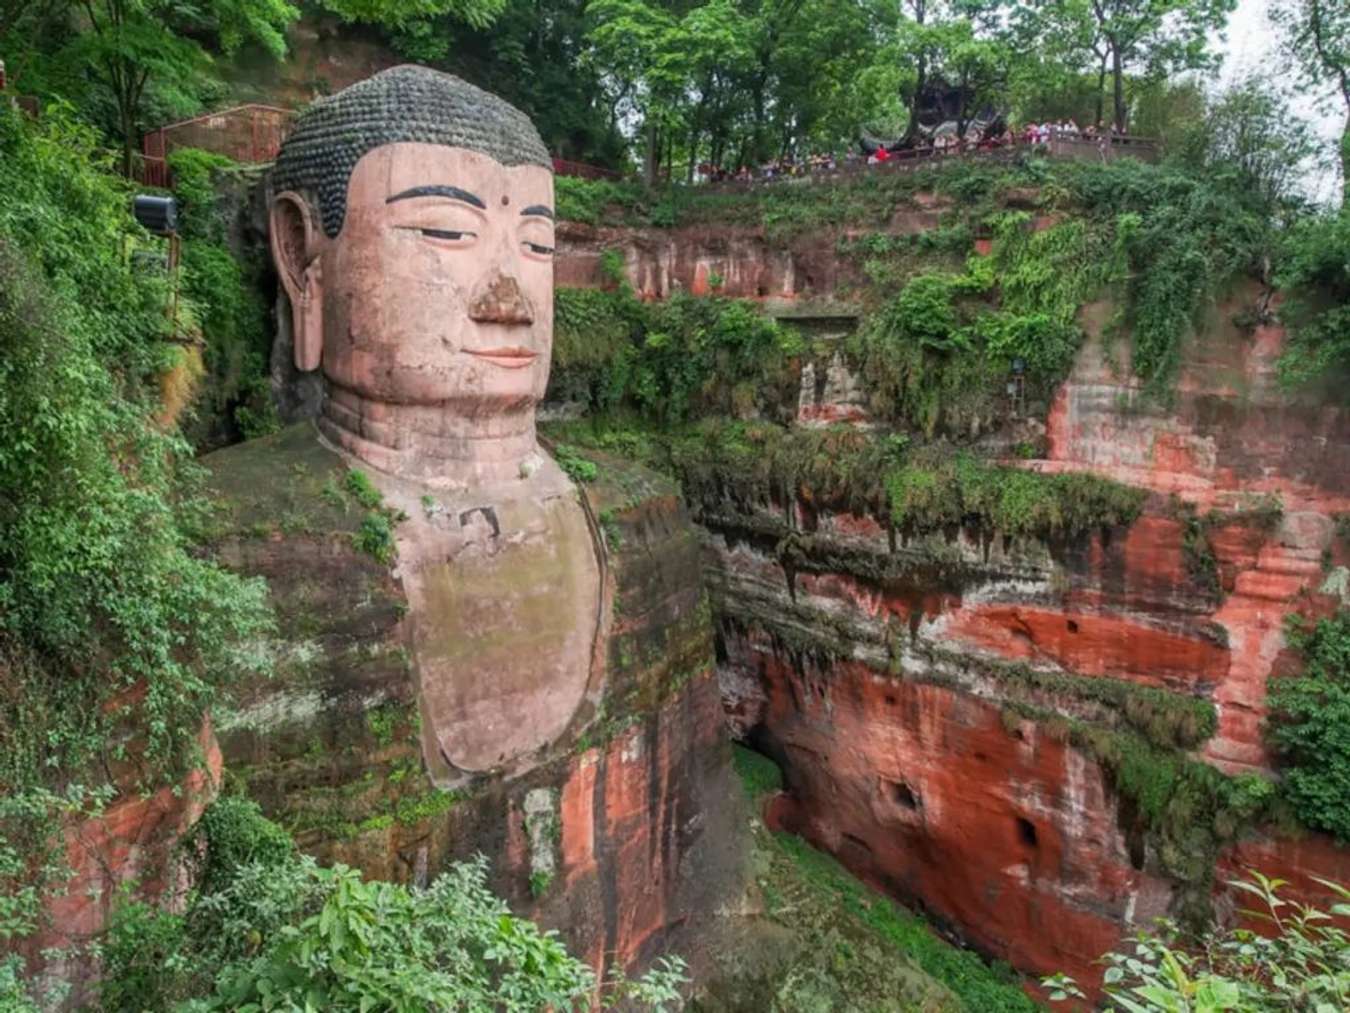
[554,215,1350,992]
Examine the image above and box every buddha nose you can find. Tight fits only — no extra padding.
[468,272,534,325]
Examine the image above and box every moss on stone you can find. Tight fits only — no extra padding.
[695,746,1033,1012]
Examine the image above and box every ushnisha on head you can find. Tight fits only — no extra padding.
[269,65,557,485]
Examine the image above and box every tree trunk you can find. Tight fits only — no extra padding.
[1340,109,1349,210]
[1094,52,1107,127]
[1111,43,1126,133]
[644,120,658,186]
[120,95,135,178]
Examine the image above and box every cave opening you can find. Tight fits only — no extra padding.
[889,779,919,810]
[1016,816,1038,849]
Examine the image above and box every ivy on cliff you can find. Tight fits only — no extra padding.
[558,154,1273,404]
[167,147,279,447]
[1268,609,1350,841]
[553,285,803,424]
[1275,212,1350,397]
[0,107,270,955]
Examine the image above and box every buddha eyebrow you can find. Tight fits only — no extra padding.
[521,204,554,220]
[386,185,485,209]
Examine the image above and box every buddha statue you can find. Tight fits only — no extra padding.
[202,66,740,974]
[265,65,601,783]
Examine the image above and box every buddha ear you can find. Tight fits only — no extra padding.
[269,191,323,372]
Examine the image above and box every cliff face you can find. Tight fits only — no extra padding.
[201,423,745,981]
[554,214,1350,990]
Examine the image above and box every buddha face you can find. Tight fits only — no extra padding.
[275,142,556,414]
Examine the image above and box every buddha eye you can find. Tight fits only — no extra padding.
[421,228,475,242]
[523,241,554,256]
[395,225,476,245]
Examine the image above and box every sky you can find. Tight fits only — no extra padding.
[1216,0,1342,203]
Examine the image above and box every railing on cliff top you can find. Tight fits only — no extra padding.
[552,157,621,181]
[137,106,1153,192]
[700,132,1157,191]
[139,104,296,187]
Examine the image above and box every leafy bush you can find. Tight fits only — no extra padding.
[167,147,276,445]
[1045,870,1350,1011]
[554,444,600,483]
[356,510,397,563]
[90,799,687,1012]
[0,106,270,946]
[1268,610,1350,840]
[1276,212,1350,394]
[182,796,295,895]
[551,288,803,424]
[554,175,645,226]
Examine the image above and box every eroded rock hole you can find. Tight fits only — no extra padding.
[889,780,919,809]
[1016,816,1038,849]
[1066,619,1079,633]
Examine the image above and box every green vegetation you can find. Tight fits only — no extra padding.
[168,148,278,446]
[769,834,1036,1012]
[0,106,270,953]
[732,743,784,798]
[553,285,803,424]
[884,450,1145,538]
[8,0,295,175]
[1045,870,1350,1011]
[550,418,1146,544]
[1276,212,1350,393]
[554,443,601,484]
[344,468,385,509]
[17,796,687,1012]
[1268,609,1350,841]
[555,150,1287,410]
[1270,0,1349,203]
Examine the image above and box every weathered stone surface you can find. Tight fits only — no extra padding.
[203,425,744,980]
[745,638,1170,980]
[15,717,221,1004]
[693,294,1350,991]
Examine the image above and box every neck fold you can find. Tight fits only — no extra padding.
[318,383,541,489]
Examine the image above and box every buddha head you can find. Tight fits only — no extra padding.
[270,66,555,483]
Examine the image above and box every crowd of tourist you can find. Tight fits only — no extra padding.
[690,118,1136,185]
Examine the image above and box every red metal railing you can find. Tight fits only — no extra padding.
[552,157,621,181]
[139,104,296,188]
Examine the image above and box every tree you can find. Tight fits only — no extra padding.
[62,0,297,176]
[1271,0,1350,206]
[1021,0,1114,126]
[893,0,1012,141]
[0,0,68,46]
[1030,0,1235,133]
[317,0,506,25]
[1268,610,1350,828]
[1103,0,1235,132]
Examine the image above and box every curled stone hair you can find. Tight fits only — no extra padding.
[274,64,551,238]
